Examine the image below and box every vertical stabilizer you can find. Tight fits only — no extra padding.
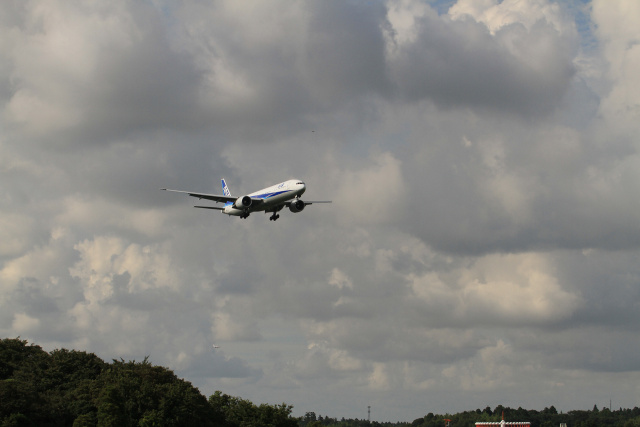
[221,179,232,197]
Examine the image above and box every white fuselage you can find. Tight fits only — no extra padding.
[222,179,306,216]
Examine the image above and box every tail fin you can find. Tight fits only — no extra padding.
[221,179,232,197]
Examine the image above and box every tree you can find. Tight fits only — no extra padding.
[94,358,216,426]
[0,338,44,380]
[208,391,297,427]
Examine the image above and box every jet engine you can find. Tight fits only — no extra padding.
[233,196,252,209]
[289,199,305,213]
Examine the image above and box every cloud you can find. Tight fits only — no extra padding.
[3,1,201,144]
[407,252,582,327]
[2,0,640,420]
[592,0,640,135]
[335,152,406,225]
[328,268,354,291]
[387,0,577,115]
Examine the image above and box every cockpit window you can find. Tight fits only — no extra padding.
[297,182,305,185]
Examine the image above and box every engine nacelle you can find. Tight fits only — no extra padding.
[289,199,305,213]
[233,195,252,209]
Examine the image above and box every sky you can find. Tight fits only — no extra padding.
[1,0,640,422]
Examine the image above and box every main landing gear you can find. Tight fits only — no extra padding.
[269,213,280,221]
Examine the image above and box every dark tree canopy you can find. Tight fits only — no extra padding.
[0,338,298,427]
[3,338,640,427]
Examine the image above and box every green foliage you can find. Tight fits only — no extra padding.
[4,338,640,427]
[0,337,113,426]
[1,338,302,427]
[92,357,217,426]
[404,405,640,427]
[208,390,297,427]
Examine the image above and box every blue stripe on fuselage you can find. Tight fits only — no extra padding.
[224,190,290,207]
[253,190,290,200]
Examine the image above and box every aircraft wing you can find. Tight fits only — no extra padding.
[285,200,332,206]
[161,189,235,204]
[163,189,266,209]
[194,205,224,210]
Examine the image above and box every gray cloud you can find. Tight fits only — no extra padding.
[390,15,576,115]
[3,1,202,146]
[2,0,640,421]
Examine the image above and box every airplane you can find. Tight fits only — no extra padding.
[162,179,331,221]
[212,344,220,349]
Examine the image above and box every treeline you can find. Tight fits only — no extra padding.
[301,405,640,427]
[0,338,297,426]
[407,405,640,427]
[3,338,640,427]
[299,412,410,427]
